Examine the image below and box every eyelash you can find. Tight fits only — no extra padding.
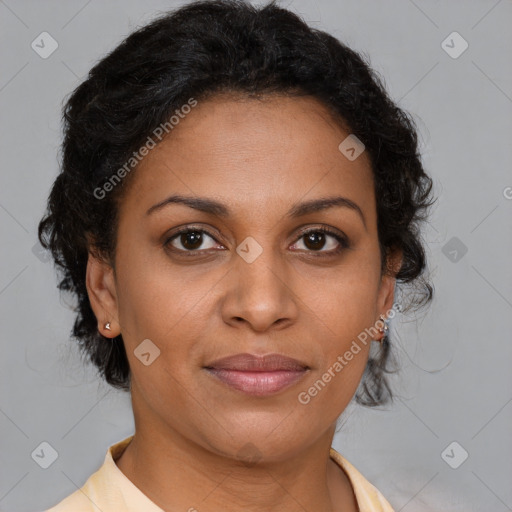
[164,225,350,257]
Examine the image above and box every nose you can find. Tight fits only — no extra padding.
[221,244,299,333]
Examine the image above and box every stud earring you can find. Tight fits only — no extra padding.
[378,314,388,342]
[104,322,111,331]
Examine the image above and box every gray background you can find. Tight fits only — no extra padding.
[1,0,511,511]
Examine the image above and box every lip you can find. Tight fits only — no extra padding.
[203,353,310,397]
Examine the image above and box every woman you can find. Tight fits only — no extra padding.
[40,0,435,510]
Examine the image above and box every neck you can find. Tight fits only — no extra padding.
[115,389,358,512]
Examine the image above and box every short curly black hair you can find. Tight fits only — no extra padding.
[38,0,436,407]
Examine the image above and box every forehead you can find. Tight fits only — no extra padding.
[118,94,375,224]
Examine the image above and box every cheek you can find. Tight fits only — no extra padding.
[114,246,202,339]
[311,261,381,345]
[297,289,374,418]
[114,253,214,392]
[301,253,380,404]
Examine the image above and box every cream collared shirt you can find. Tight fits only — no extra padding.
[45,435,395,512]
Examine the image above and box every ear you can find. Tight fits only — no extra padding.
[376,247,403,319]
[85,249,120,338]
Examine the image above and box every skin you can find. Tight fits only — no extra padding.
[86,93,402,512]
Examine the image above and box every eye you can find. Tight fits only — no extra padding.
[165,227,222,253]
[290,227,349,255]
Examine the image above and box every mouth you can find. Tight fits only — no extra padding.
[203,353,310,397]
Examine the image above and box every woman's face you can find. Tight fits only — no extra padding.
[88,94,399,461]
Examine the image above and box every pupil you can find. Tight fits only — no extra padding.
[305,232,325,250]
[182,231,202,250]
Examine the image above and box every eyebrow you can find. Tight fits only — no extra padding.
[146,194,367,230]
